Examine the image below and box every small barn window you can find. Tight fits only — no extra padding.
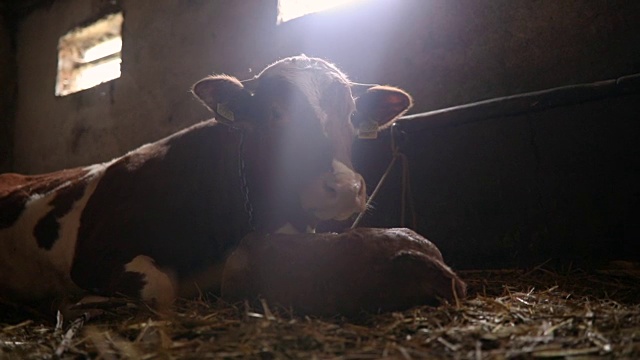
[55,12,123,96]
[277,0,364,24]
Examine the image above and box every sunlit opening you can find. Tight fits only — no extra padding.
[83,37,122,63]
[75,58,122,91]
[56,12,123,96]
[277,0,366,24]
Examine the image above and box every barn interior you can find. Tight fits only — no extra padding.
[1,0,639,358]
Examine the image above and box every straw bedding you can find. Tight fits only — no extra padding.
[1,267,638,359]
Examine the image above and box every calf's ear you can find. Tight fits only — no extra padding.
[192,75,253,128]
[352,86,413,131]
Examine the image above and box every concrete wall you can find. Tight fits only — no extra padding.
[0,14,14,173]
[12,0,640,173]
[14,0,274,173]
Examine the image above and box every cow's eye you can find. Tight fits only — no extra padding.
[271,107,283,125]
[272,108,281,120]
[350,112,357,124]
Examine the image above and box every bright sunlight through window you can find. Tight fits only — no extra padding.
[277,0,365,24]
[55,12,123,96]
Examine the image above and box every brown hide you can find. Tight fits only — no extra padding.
[221,228,466,316]
[0,168,88,229]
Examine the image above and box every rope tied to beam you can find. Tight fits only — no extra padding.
[351,124,417,230]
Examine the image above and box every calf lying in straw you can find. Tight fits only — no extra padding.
[222,227,466,316]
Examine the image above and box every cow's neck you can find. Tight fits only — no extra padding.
[238,131,317,235]
[250,200,318,235]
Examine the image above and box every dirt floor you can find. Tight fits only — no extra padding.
[1,267,639,359]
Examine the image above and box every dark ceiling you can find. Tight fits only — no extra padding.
[0,0,54,21]
[0,0,55,44]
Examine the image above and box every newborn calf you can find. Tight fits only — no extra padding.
[221,228,466,316]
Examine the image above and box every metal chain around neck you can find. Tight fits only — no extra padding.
[237,129,255,231]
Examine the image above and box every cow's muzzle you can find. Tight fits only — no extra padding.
[300,160,367,221]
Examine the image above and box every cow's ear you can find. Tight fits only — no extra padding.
[352,86,413,132]
[192,75,253,127]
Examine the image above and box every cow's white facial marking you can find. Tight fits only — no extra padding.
[124,255,176,308]
[252,56,367,231]
[300,159,367,222]
[255,56,354,136]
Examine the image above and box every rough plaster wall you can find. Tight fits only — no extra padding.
[14,0,276,173]
[0,14,14,173]
[15,0,121,173]
[13,0,640,173]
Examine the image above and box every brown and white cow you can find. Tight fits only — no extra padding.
[0,55,413,309]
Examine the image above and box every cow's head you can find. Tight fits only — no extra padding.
[193,55,412,234]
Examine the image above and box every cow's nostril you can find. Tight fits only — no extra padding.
[323,181,338,196]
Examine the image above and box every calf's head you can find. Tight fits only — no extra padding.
[193,56,412,233]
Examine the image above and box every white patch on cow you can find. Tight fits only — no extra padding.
[26,180,72,203]
[0,166,107,300]
[0,139,175,303]
[84,161,111,178]
[47,171,103,276]
[26,180,76,203]
[27,193,45,202]
[124,255,176,308]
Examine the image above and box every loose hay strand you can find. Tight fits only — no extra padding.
[451,277,461,309]
[54,311,91,358]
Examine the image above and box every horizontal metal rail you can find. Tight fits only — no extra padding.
[395,73,640,132]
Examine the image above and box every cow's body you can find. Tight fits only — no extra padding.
[0,121,246,305]
[0,56,414,309]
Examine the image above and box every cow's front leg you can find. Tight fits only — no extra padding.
[117,255,177,310]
